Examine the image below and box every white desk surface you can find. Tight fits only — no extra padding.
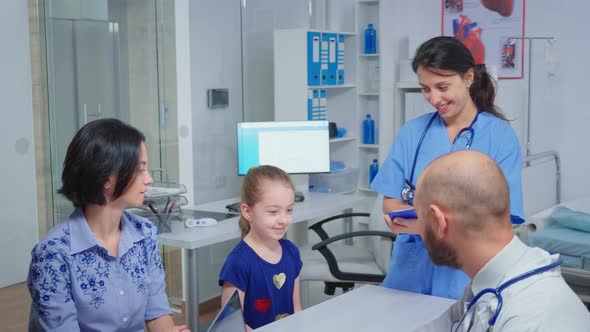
[159,192,366,250]
[256,285,454,332]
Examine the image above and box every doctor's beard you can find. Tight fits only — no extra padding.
[423,221,460,269]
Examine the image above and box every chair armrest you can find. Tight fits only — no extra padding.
[311,230,395,250]
[310,230,396,283]
[308,212,370,241]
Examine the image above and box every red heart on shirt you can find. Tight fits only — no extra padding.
[253,298,272,313]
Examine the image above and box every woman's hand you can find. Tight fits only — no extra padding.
[172,325,190,332]
[384,213,422,235]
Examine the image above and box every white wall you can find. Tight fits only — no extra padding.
[0,0,38,287]
[179,0,243,302]
[242,0,311,122]
[526,0,590,202]
[190,0,243,204]
[380,0,590,214]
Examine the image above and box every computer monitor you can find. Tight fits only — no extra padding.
[237,120,330,175]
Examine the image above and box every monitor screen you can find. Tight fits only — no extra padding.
[237,120,330,175]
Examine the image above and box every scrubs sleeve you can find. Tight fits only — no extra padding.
[495,125,525,221]
[370,126,409,199]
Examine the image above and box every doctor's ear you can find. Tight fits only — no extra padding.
[429,204,449,237]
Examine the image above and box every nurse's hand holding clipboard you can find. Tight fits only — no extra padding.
[384,208,423,235]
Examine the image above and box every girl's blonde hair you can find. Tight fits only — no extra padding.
[239,165,295,238]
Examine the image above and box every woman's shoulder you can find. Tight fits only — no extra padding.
[479,112,519,140]
[123,211,158,239]
[35,219,73,253]
[479,112,515,129]
[31,222,72,265]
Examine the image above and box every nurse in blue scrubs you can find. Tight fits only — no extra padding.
[370,36,524,299]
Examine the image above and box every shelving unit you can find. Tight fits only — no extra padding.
[273,3,383,195]
[356,0,380,193]
[359,143,378,149]
[330,137,356,143]
[274,28,359,193]
[308,84,356,89]
[394,81,423,134]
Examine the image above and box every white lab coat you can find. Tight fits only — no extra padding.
[416,236,590,331]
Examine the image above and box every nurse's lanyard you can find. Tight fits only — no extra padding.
[401,110,480,204]
[451,259,562,332]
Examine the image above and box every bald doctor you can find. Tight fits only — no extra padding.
[413,150,590,331]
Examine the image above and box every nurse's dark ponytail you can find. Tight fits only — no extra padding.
[470,64,507,121]
[412,36,508,121]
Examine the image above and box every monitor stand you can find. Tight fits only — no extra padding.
[294,191,305,202]
[291,174,308,203]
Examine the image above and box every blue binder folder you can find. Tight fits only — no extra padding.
[307,89,326,120]
[307,32,321,86]
[337,34,345,84]
[321,33,337,85]
[318,89,327,119]
[307,89,315,120]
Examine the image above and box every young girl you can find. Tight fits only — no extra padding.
[219,165,302,331]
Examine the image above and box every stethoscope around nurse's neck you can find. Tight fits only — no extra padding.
[400,110,480,205]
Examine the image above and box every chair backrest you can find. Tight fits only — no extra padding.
[367,194,393,273]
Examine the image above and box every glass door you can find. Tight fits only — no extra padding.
[46,17,123,222]
[42,0,181,302]
[44,0,176,223]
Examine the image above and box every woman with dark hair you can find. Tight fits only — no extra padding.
[370,36,524,299]
[27,119,188,331]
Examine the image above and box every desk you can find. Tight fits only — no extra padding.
[256,285,454,331]
[158,192,366,332]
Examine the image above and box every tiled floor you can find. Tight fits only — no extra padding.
[0,282,219,331]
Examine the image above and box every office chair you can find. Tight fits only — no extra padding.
[300,195,395,295]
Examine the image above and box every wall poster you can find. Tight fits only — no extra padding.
[442,0,526,79]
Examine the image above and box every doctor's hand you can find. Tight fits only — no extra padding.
[384,214,423,235]
[172,325,190,332]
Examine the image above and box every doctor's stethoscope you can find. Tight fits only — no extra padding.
[401,110,480,204]
[451,259,563,332]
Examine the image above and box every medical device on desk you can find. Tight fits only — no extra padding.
[185,218,218,227]
[401,111,479,205]
[451,259,562,332]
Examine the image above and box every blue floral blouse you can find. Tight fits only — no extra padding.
[27,208,172,331]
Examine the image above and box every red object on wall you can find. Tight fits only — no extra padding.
[480,0,514,17]
[453,15,486,65]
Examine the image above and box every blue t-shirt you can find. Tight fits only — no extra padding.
[370,112,525,299]
[219,239,303,329]
[27,208,172,331]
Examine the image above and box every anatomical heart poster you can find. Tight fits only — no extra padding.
[442,0,525,79]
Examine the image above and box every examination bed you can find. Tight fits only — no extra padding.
[519,197,590,304]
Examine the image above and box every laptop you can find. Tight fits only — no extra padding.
[206,290,246,332]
